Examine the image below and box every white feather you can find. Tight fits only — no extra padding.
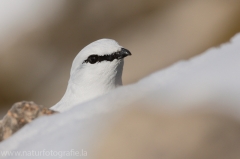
[51,39,124,112]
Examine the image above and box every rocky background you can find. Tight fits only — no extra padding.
[1,0,240,117]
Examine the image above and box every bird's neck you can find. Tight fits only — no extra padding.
[53,79,121,112]
[51,63,123,112]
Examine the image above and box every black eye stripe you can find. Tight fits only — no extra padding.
[83,51,121,64]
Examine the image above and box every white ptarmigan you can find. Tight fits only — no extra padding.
[51,39,131,112]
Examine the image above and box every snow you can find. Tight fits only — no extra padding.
[1,33,240,158]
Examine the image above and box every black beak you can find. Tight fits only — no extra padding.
[118,48,132,59]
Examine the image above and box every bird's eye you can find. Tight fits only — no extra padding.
[87,55,99,64]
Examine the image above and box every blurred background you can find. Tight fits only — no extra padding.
[1,0,240,116]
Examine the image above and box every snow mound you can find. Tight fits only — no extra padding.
[1,33,240,158]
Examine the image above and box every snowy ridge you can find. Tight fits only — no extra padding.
[1,33,240,158]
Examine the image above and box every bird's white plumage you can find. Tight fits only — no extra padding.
[51,39,125,112]
[70,39,123,76]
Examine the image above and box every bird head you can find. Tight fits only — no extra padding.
[70,39,131,87]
